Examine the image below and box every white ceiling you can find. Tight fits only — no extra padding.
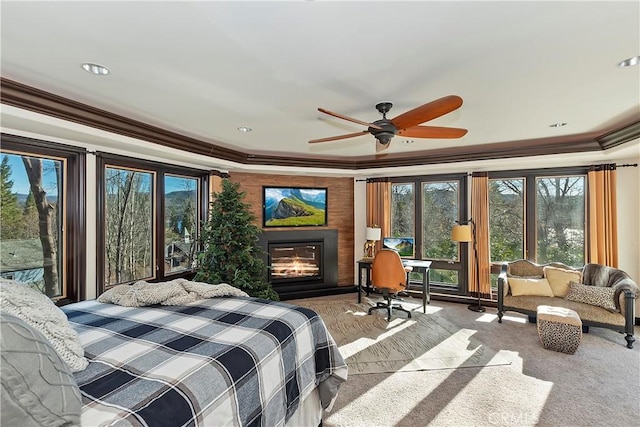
[1,1,639,164]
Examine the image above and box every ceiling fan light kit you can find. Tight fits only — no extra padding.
[310,95,468,152]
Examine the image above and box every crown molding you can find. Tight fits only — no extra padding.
[2,78,637,170]
[596,120,640,149]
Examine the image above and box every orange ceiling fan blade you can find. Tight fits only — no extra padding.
[318,108,383,130]
[309,130,370,144]
[398,126,468,139]
[391,95,463,130]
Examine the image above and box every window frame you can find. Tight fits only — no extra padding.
[1,133,86,305]
[488,176,526,263]
[96,153,208,294]
[391,173,468,296]
[489,166,588,266]
[163,172,201,275]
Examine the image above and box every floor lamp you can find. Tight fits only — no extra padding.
[451,219,485,312]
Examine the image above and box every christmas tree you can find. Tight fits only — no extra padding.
[194,179,279,300]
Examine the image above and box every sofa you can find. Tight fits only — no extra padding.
[497,260,637,349]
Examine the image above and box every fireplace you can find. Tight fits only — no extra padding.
[258,229,338,296]
[269,242,323,283]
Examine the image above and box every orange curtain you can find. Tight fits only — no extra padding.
[471,172,492,299]
[366,178,391,254]
[587,165,618,266]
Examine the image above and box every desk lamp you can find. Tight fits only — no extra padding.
[364,226,381,258]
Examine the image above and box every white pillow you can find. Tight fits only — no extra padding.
[543,266,582,297]
[0,279,88,372]
[508,277,555,297]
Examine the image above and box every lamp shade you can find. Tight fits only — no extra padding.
[365,226,381,241]
[451,224,473,242]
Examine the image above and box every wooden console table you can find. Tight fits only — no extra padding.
[357,258,432,313]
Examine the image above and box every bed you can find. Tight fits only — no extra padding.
[59,295,348,426]
[0,279,347,426]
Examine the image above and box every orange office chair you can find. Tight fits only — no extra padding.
[368,249,413,321]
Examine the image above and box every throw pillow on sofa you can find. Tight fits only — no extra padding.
[565,281,618,312]
[508,277,555,297]
[543,266,582,297]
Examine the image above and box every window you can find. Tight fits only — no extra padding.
[164,175,199,274]
[0,134,85,304]
[104,167,154,286]
[98,154,206,292]
[536,176,585,265]
[489,169,586,268]
[391,183,414,236]
[489,178,525,262]
[391,174,468,294]
[391,168,587,296]
[422,180,462,287]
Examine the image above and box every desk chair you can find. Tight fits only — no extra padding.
[368,249,413,321]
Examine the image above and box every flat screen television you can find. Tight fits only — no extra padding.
[262,186,328,227]
[382,237,415,258]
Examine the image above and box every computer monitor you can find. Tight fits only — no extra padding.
[382,237,415,258]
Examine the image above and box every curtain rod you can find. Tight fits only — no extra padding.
[358,163,638,181]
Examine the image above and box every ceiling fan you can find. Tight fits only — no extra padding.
[309,95,468,152]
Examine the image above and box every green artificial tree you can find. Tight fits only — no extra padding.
[194,179,279,301]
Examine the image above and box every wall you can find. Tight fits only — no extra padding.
[616,162,640,317]
[229,172,355,287]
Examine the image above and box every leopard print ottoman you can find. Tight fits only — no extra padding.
[536,305,582,354]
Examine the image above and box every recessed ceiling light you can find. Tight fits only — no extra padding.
[237,126,252,132]
[549,122,567,128]
[617,56,640,67]
[81,63,110,75]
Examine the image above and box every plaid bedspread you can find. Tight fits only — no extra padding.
[62,297,347,427]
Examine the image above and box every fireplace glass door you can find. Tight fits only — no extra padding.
[268,242,323,283]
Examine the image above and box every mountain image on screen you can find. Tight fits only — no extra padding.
[264,187,327,227]
[383,237,414,257]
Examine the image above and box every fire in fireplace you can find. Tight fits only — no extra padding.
[269,242,322,282]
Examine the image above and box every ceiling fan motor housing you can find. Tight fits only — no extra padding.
[369,120,397,145]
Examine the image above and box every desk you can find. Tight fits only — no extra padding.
[357,258,432,313]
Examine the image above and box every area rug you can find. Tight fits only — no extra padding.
[289,294,511,375]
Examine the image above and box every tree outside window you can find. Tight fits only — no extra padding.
[391,183,414,237]
[98,155,205,292]
[489,178,525,262]
[164,175,198,274]
[104,167,154,286]
[422,181,459,286]
[536,176,585,266]
[0,153,63,297]
[488,172,586,270]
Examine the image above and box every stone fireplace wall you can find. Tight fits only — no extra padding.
[229,172,354,287]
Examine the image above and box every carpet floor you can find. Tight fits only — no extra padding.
[288,293,640,427]
[292,296,511,374]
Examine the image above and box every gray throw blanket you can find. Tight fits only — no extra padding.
[97,278,248,307]
[582,264,638,312]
